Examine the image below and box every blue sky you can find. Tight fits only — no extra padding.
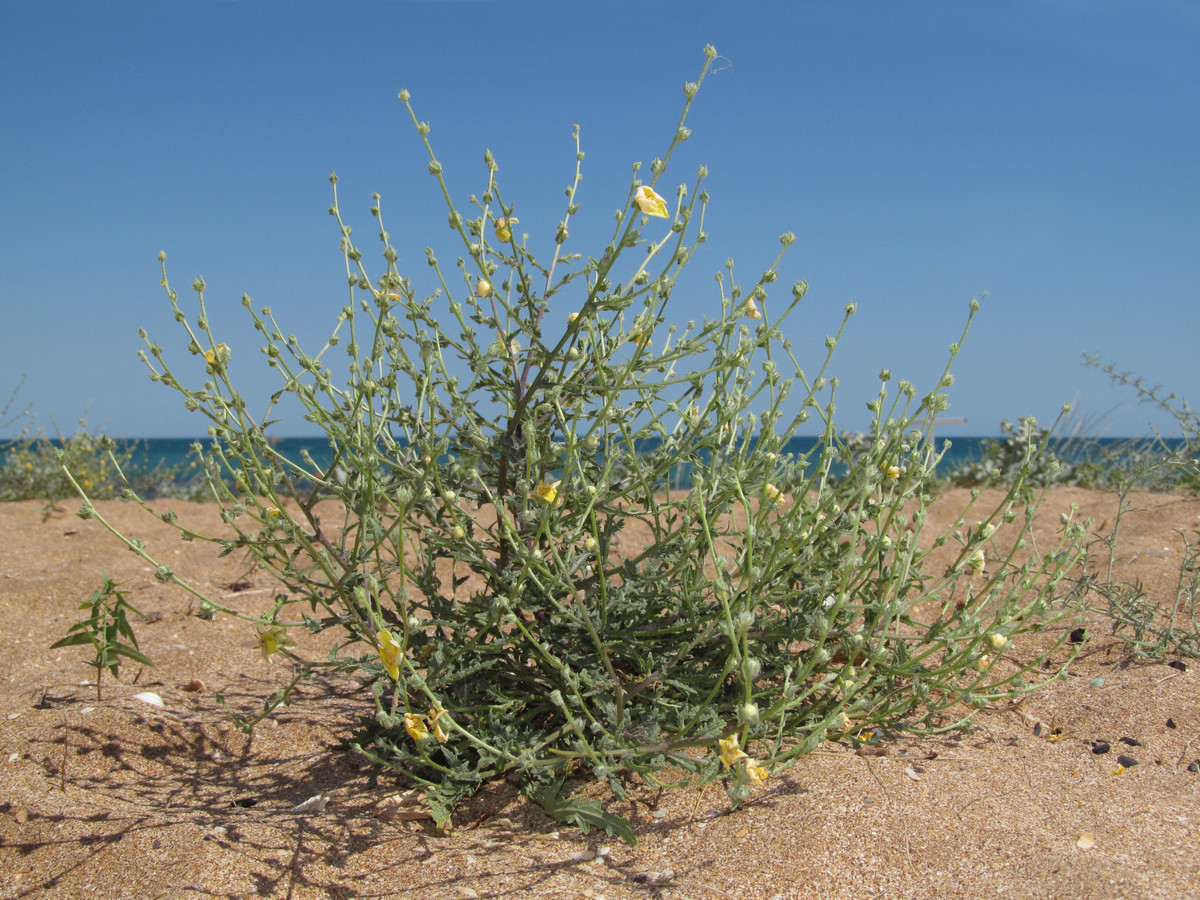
[3,1,1197,438]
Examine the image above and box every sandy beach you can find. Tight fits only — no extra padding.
[1,488,1198,900]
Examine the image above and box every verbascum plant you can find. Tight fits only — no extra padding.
[64,46,1086,842]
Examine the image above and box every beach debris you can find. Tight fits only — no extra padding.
[231,797,257,808]
[1168,660,1187,672]
[292,792,331,814]
[1118,736,1141,747]
[633,870,676,885]
[1116,754,1139,768]
[182,679,206,692]
[1068,627,1088,644]
[1076,832,1096,850]
[376,788,434,821]
[1091,741,1111,755]
[131,691,164,708]
[1167,718,1177,729]
[1187,760,1199,773]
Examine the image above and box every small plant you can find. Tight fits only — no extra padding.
[1084,354,1200,493]
[50,572,153,700]
[0,375,32,432]
[1076,358,1200,659]
[65,47,1088,839]
[944,417,1091,489]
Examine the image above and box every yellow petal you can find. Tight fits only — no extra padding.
[968,549,986,576]
[256,625,294,664]
[743,759,769,785]
[204,343,229,366]
[718,734,748,768]
[428,706,450,743]
[377,628,402,680]
[743,298,762,320]
[403,712,429,742]
[475,279,492,298]
[633,185,669,218]
[493,216,518,242]
[534,481,560,505]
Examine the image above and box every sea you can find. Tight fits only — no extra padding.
[2,433,1181,490]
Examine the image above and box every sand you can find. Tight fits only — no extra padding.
[1,488,1198,899]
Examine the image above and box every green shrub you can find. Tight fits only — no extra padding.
[65,47,1087,839]
[1,427,205,504]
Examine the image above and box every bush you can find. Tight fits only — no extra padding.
[1,427,205,504]
[1,424,128,502]
[66,47,1087,839]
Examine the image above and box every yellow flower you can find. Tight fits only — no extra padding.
[567,311,580,324]
[534,481,561,505]
[743,298,762,320]
[403,712,429,743]
[764,483,785,506]
[256,625,295,664]
[493,216,519,242]
[428,705,450,743]
[266,506,283,519]
[989,632,1008,651]
[204,343,230,367]
[882,463,901,479]
[377,628,402,680]
[967,548,986,577]
[975,653,992,671]
[743,759,769,785]
[475,279,492,298]
[633,185,669,218]
[718,734,748,769]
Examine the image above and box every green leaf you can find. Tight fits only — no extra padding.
[529,778,637,847]
[111,643,154,666]
[426,795,454,836]
[50,632,97,649]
